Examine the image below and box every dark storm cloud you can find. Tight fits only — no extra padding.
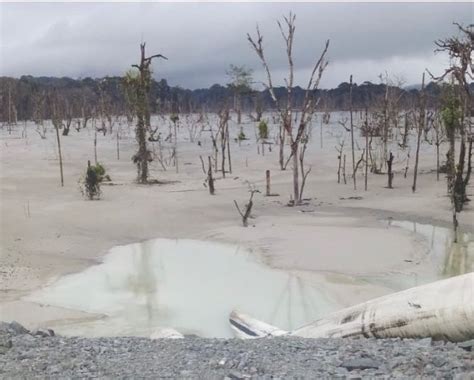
[0,2,471,88]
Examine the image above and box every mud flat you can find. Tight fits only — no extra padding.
[1,114,473,336]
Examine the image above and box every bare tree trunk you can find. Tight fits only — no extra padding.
[234,189,258,227]
[116,129,120,160]
[208,156,215,195]
[412,72,425,193]
[320,116,323,149]
[382,85,389,171]
[299,143,311,202]
[266,170,271,196]
[365,108,369,191]
[55,122,64,187]
[226,120,232,174]
[174,120,179,173]
[279,125,285,170]
[337,156,342,184]
[343,154,347,185]
[292,143,300,204]
[404,153,410,178]
[436,142,440,181]
[130,43,167,183]
[387,152,394,189]
[349,75,356,190]
[94,130,98,164]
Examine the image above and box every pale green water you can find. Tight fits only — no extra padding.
[25,222,472,338]
[362,220,474,290]
[25,239,337,338]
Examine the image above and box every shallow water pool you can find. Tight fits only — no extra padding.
[25,221,473,338]
[25,239,337,338]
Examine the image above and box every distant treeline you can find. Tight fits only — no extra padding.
[0,75,470,122]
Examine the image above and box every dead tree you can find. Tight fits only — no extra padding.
[204,156,215,195]
[364,108,369,191]
[342,154,347,185]
[387,152,394,189]
[319,104,330,149]
[299,125,312,201]
[374,73,405,172]
[265,170,271,196]
[425,111,447,181]
[50,91,64,187]
[125,43,167,183]
[412,72,426,193]
[33,91,47,139]
[217,107,231,178]
[248,12,329,204]
[116,127,121,160]
[336,140,345,184]
[170,114,179,173]
[62,98,73,136]
[355,150,366,179]
[429,23,473,241]
[234,186,259,227]
[349,75,357,190]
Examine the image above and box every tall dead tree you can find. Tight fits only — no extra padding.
[429,24,473,241]
[349,75,357,190]
[248,12,329,205]
[425,110,446,181]
[125,43,167,184]
[412,72,426,193]
[218,107,231,178]
[364,108,370,191]
[387,152,394,189]
[335,140,345,184]
[50,91,64,187]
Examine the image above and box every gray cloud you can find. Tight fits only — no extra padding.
[0,2,470,88]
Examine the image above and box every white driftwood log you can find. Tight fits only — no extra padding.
[229,310,288,339]
[230,273,474,342]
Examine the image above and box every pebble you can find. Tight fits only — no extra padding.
[0,322,472,378]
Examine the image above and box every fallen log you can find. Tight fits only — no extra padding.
[229,273,474,342]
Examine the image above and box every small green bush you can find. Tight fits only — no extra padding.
[80,161,110,200]
[238,131,247,141]
[94,163,106,178]
[258,120,269,140]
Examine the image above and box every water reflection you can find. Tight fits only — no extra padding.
[24,223,472,338]
[25,239,336,338]
[388,220,473,277]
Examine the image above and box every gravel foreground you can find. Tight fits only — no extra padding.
[0,322,473,379]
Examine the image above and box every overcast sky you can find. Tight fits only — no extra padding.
[0,2,471,89]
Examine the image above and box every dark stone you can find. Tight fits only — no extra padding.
[341,358,380,371]
[226,370,250,379]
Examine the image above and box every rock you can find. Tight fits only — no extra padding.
[416,337,432,347]
[0,335,471,378]
[31,328,55,338]
[0,338,12,348]
[458,340,474,352]
[150,328,184,340]
[340,358,380,371]
[454,372,474,380]
[432,356,447,367]
[226,370,251,379]
[0,321,29,335]
[0,338,12,355]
